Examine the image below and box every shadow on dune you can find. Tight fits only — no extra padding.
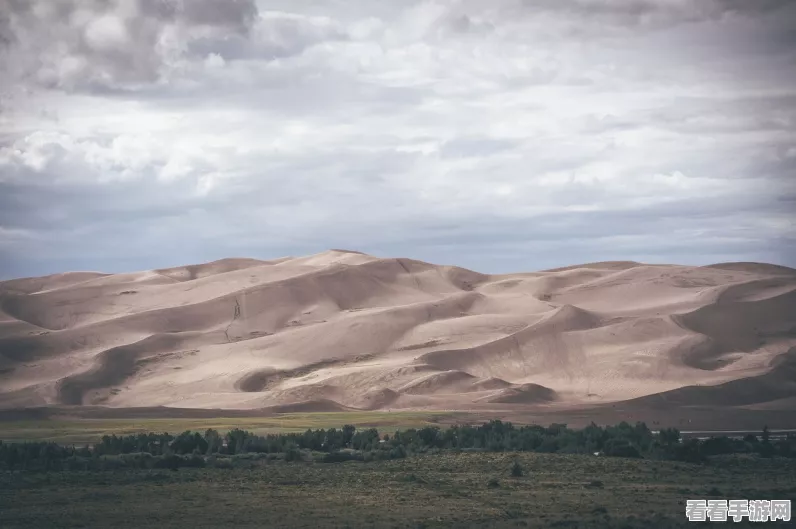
[671,286,796,369]
[56,333,192,405]
[417,304,602,378]
[703,262,796,275]
[479,383,558,404]
[629,347,796,408]
[235,359,342,392]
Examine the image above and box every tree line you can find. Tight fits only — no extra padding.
[1,421,793,471]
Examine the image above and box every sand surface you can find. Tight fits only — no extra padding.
[1,250,795,418]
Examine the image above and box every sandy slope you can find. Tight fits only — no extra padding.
[1,251,795,414]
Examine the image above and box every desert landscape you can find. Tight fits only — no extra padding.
[1,250,794,426]
[5,1,796,526]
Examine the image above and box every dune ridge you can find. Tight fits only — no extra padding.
[1,251,795,413]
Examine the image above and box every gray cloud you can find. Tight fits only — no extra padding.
[0,0,794,279]
[178,0,257,29]
[0,0,259,90]
[185,11,347,61]
[515,0,794,28]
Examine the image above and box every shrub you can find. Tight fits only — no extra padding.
[98,455,125,470]
[154,454,184,471]
[390,445,407,459]
[603,439,641,458]
[284,445,302,462]
[510,461,523,477]
[208,456,233,469]
[323,451,363,463]
[537,438,559,453]
[185,454,206,468]
[675,439,706,464]
[120,452,154,469]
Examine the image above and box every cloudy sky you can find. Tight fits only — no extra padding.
[1,0,794,279]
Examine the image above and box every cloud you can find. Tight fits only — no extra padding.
[509,0,794,29]
[0,0,794,278]
[0,0,259,91]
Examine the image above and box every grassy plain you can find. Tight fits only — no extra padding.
[2,451,795,528]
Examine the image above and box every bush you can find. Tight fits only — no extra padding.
[537,438,559,453]
[119,452,155,469]
[207,456,233,469]
[390,446,407,459]
[322,451,363,463]
[558,444,586,454]
[63,456,89,471]
[487,478,500,488]
[675,439,706,464]
[153,454,205,470]
[510,461,523,477]
[185,454,206,468]
[154,454,183,471]
[231,452,268,461]
[98,455,126,470]
[603,439,641,458]
[284,445,302,462]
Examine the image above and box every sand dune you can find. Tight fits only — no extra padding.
[1,251,795,415]
[627,347,796,407]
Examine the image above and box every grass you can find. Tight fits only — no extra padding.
[0,411,459,443]
[2,451,795,528]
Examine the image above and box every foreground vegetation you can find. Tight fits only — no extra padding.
[2,450,795,528]
[1,421,795,527]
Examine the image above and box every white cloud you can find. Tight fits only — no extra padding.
[84,14,130,52]
[204,53,225,69]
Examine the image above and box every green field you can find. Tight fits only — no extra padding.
[2,451,794,528]
[0,411,460,443]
